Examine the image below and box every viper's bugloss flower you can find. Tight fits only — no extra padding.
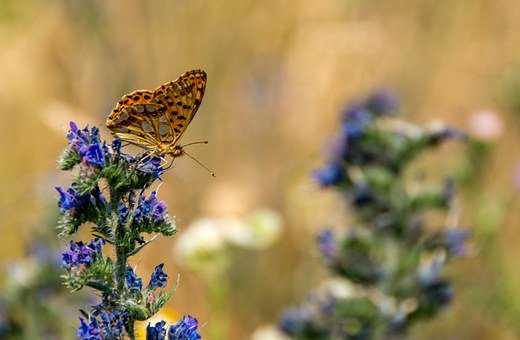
[313,162,344,187]
[365,89,398,116]
[286,90,468,338]
[279,307,314,336]
[137,156,165,178]
[443,229,470,257]
[96,310,127,339]
[55,186,107,218]
[118,203,130,224]
[67,122,106,168]
[55,187,90,213]
[420,279,453,308]
[135,192,168,224]
[148,264,168,290]
[168,316,201,340]
[61,238,105,269]
[77,317,102,340]
[125,267,143,293]
[147,320,167,340]
[317,229,336,263]
[58,121,206,337]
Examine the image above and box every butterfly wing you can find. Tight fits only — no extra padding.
[151,69,207,147]
[106,90,166,149]
[105,69,207,152]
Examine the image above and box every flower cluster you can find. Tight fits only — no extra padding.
[61,238,105,269]
[56,122,200,339]
[146,316,201,340]
[281,91,470,339]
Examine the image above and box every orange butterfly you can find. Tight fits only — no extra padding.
[106,69,213,174]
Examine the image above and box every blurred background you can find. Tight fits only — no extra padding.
[1,0,520,338]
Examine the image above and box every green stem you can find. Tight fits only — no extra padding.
[111,191,136,340]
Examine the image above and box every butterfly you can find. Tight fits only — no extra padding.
[106,69,212,173]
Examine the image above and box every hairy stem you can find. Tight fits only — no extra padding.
[111,192,136,340]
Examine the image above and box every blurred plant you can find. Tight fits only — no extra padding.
[279,91,470,339]
[55,122,201,339]
[175,209,282,338]
[0,226,87,339]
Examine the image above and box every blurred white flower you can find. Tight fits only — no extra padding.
[175,218,228,270]
[468,110,504,141]
[319,277,355,299]
[223,209,282,249]
[7,258,39,288]
[175,209,282,273]
[250,325,289,340]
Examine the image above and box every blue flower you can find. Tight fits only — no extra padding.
[55,187,78,212]
[313,162,345,187]
[279,307,314,336]
[55,186,105,214]
[61,238,104,269]
[168,316,201,340]
[317,229,337,263]
[77,318,102,340]
[134,192,168,224]
[147,320,167,340]
[66,122,106,168]
[112,138,122,154]
[364,89,398,116]
[443,229,470,257]
[148,264,168,290]
[137,156,165,178]
[125,267,143,293]
[96,310,126,338]
[85,143,106,167]
[118,203,129,224]
[420,279,453,307]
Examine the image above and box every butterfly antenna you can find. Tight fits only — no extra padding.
[182,150,216,177]
[181,140,209,148]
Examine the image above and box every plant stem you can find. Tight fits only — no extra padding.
[111,192,136,340]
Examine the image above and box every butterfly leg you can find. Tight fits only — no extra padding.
[163,157,176,170]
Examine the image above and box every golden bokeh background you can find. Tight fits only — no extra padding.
[1,0,520,338]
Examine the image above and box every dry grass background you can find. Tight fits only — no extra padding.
[2,0,520,338]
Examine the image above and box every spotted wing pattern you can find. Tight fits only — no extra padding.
[106,69,207,153]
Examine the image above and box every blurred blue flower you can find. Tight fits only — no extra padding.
[421,279,453,307]
[61,238,104,269]
[443,229,470,257]
[365,89,398,116]
[313,162,345,187]
[77,317,102,340]
[125,267,143,293]
[279,307,314,336]
[168,316,201,340]
[147,320,167,340]
[317,229,337,263]
[148,264,168,290]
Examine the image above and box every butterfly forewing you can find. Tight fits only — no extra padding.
[106,69,207,153]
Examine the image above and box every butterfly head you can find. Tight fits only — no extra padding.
[167,145,184,158]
